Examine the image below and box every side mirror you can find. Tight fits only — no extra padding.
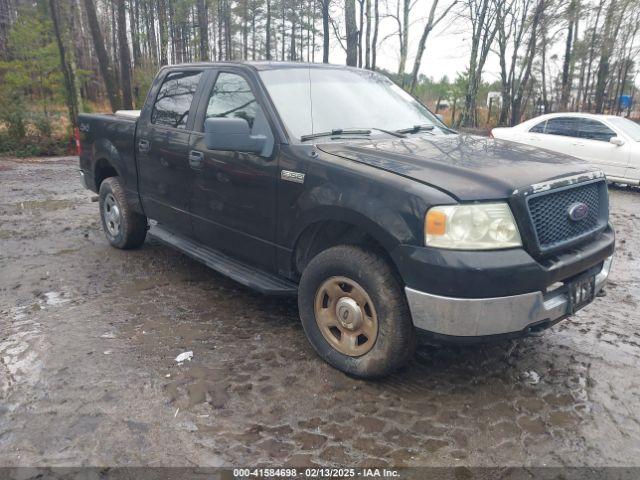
[609,136,625,146]
[204,117,267,155]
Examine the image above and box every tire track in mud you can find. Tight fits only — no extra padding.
[0,157,639,467]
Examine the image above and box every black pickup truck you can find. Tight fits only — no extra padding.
[78,62,614,378]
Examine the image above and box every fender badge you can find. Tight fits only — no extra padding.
[281,170,305,184]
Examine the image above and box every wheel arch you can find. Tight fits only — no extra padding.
[91,136,126,191]
[291,209,403,282]
[94,157,120,190]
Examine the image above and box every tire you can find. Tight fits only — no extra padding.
[98,177,147,249]
[298,245,415,378]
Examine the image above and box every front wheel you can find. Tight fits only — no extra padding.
[298,245,415,378]
[98,177,147,249]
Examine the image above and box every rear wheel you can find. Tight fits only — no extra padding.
[298,245,415,378]
[99,177,147,249]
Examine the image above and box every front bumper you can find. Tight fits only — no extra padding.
[406,255,612,338]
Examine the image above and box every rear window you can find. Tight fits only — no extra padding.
[544,117,581,138]
[151,70,203,129]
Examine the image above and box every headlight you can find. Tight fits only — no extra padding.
[425,203,522,250]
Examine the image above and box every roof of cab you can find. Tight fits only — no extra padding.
[165,61,358,72]
[526,112,626,122]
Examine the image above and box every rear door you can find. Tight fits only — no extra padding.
[575,118,628,178]
[188,68,279,272]
[136,68,204,235]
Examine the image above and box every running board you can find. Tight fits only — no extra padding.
[148,224,298,296]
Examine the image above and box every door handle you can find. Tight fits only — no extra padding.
[189,150,204,169]
[138,139,150,153]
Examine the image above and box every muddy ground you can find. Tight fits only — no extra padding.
[1,156,639,468]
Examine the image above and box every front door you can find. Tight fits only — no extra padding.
[575,118,629,178]
[536,116,583,157]
[188,69,279,272]
[137,69,204,235]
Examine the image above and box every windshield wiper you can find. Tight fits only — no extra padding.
[300,127,406,142]
[370,127,406,138]
[300,129,371,141]
[396,124,435,134]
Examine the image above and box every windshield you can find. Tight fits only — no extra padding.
[259,66,448,140]
[607,117,640,141]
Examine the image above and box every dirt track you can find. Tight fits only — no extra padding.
[1,156,639,467]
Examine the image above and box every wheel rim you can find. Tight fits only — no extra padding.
[103,193,121,237]
[313,276,378,357]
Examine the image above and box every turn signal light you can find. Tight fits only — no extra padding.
[425,210,447,236]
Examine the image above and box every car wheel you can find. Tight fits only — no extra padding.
[98,177,147,249]
[298,245,415,378]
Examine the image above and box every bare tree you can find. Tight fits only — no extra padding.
[460,0,500,127]
[4,0,638,136]
[0,0,12,60]
[371,0,379,68]
[510,0,545,124]
[82,0,121,111]
[392,0,410,79]
[345,0,358,65]
[608,5,639,113]
[496,0,532,125]
[409,0,459,93]
[559,0,579,111]
[129,0,141,66]
[364,0,371,67]
[197,0,209,60]
[116,0,133,108]
[357,0,364,66]
[157,0,169,65]
[49,0,82,125]
[580,0,605,110]
[320,0,330,62]
[594,0,629,113]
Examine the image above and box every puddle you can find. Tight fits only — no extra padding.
[14,199,75,214]
[42,291,71,306]
[0,316,44,397]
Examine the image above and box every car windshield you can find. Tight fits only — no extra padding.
[259,66,449,140]
[607,117,640,141]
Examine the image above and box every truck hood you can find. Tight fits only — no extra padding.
[317,134,600,201]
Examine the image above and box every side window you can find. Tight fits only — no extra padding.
[151,70,202,129]
[529,121,546,133]
[579,119,616,142]
[206,73,259,128]
[544,117,581,138]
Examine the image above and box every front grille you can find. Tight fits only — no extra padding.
[527,180,606,252]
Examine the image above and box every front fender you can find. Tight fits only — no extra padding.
[279,148,456,251]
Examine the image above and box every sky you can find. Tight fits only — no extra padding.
[326,0,505,83]
[324,0,638,93]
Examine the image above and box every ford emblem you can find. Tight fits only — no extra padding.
[568,202,589,221]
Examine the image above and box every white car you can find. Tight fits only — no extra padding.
[492,113,640,185]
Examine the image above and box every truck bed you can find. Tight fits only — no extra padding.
[77,112,139,204]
